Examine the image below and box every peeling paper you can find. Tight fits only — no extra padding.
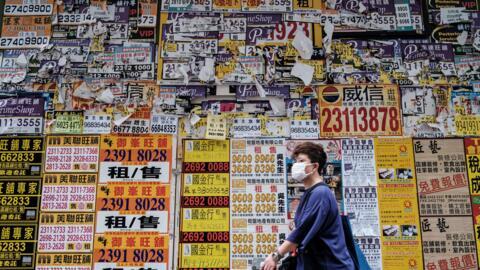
[457,31,468,45]
[15,54,28,67]
[10,72,27,84]
[199,58,215,82]
[190,113,201,126]
[291,62,314,85]
[268,97,286,116]
[358,2,367,13]
[178,65,190,85]
[113,112,133,126]
[73,82,95,99]
[58,56,68,67]
[96,88,114,104]
[323,21,334,55]
[474,29,480,51]
[292,30,313,59]
[254,78,267,98]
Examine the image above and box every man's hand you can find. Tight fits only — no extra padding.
[261,254,278,270]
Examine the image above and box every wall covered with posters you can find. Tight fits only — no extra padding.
[0,0,479,270]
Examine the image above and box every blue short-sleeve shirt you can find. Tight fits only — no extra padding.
[287,182,355,270]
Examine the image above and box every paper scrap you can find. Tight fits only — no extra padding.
[113,112,133,126]
[254,78,267,98]
[96,88,114,104]
[73,82,95,99]
[323,21,334,54]
[199,58,215,82]
[474,29,480,51]
[358,2,367,13]
[189,113,201,126]
[457,31,468,45]
[15,54,28,67]
[178,65,190,85]
[268,97,286,116]
[292,30,313,59]
[291,62,314,85]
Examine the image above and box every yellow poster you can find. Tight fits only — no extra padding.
[183,140,230,163]
[375,138,423,270]
[179,243,230,268]
[182,173,230,196]
[181,207,229,232]
[465,138,480,264]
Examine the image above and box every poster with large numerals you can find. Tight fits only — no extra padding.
[99,134,172,183]
[95,134,174,270]
[230,138,288,269]
[93,233,169,270]
[4,0,54,16]
[317,84,402,137]
[374,138,423,270]
[180,139,230,269]
[0,15,51,49]
[0,96,45,134]
[95,182,170,233]
[0,136,44,179]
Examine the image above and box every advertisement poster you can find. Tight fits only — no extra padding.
[45,135,99,173]
[343,186,381,237]
[414,139,471,216]
[0,224,37,269]
[230,138,288,269]
[465,138,480,263]
[180,139,230,269]
[0,96,45,134]
[0,136,44,178]
[50,111,84,134]
[38,213,94,253]
[95,182,170,233]
[0,16,51,49]
[355,236,382,270]
[99,134,173,183]
[342,138,377,187]
[93,233,169,270]
[0,179,41,223]
[41,173,97,212]
[36,253,93,270]
[375,138,423,270]
[420,216,477,269]
[317,85,402,137]
[451,91,480,136]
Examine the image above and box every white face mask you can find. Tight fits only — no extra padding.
[291,162,313,181]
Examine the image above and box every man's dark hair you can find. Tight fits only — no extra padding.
[292,142,327,171]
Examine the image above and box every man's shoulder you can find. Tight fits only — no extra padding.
[310,183,332,196]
